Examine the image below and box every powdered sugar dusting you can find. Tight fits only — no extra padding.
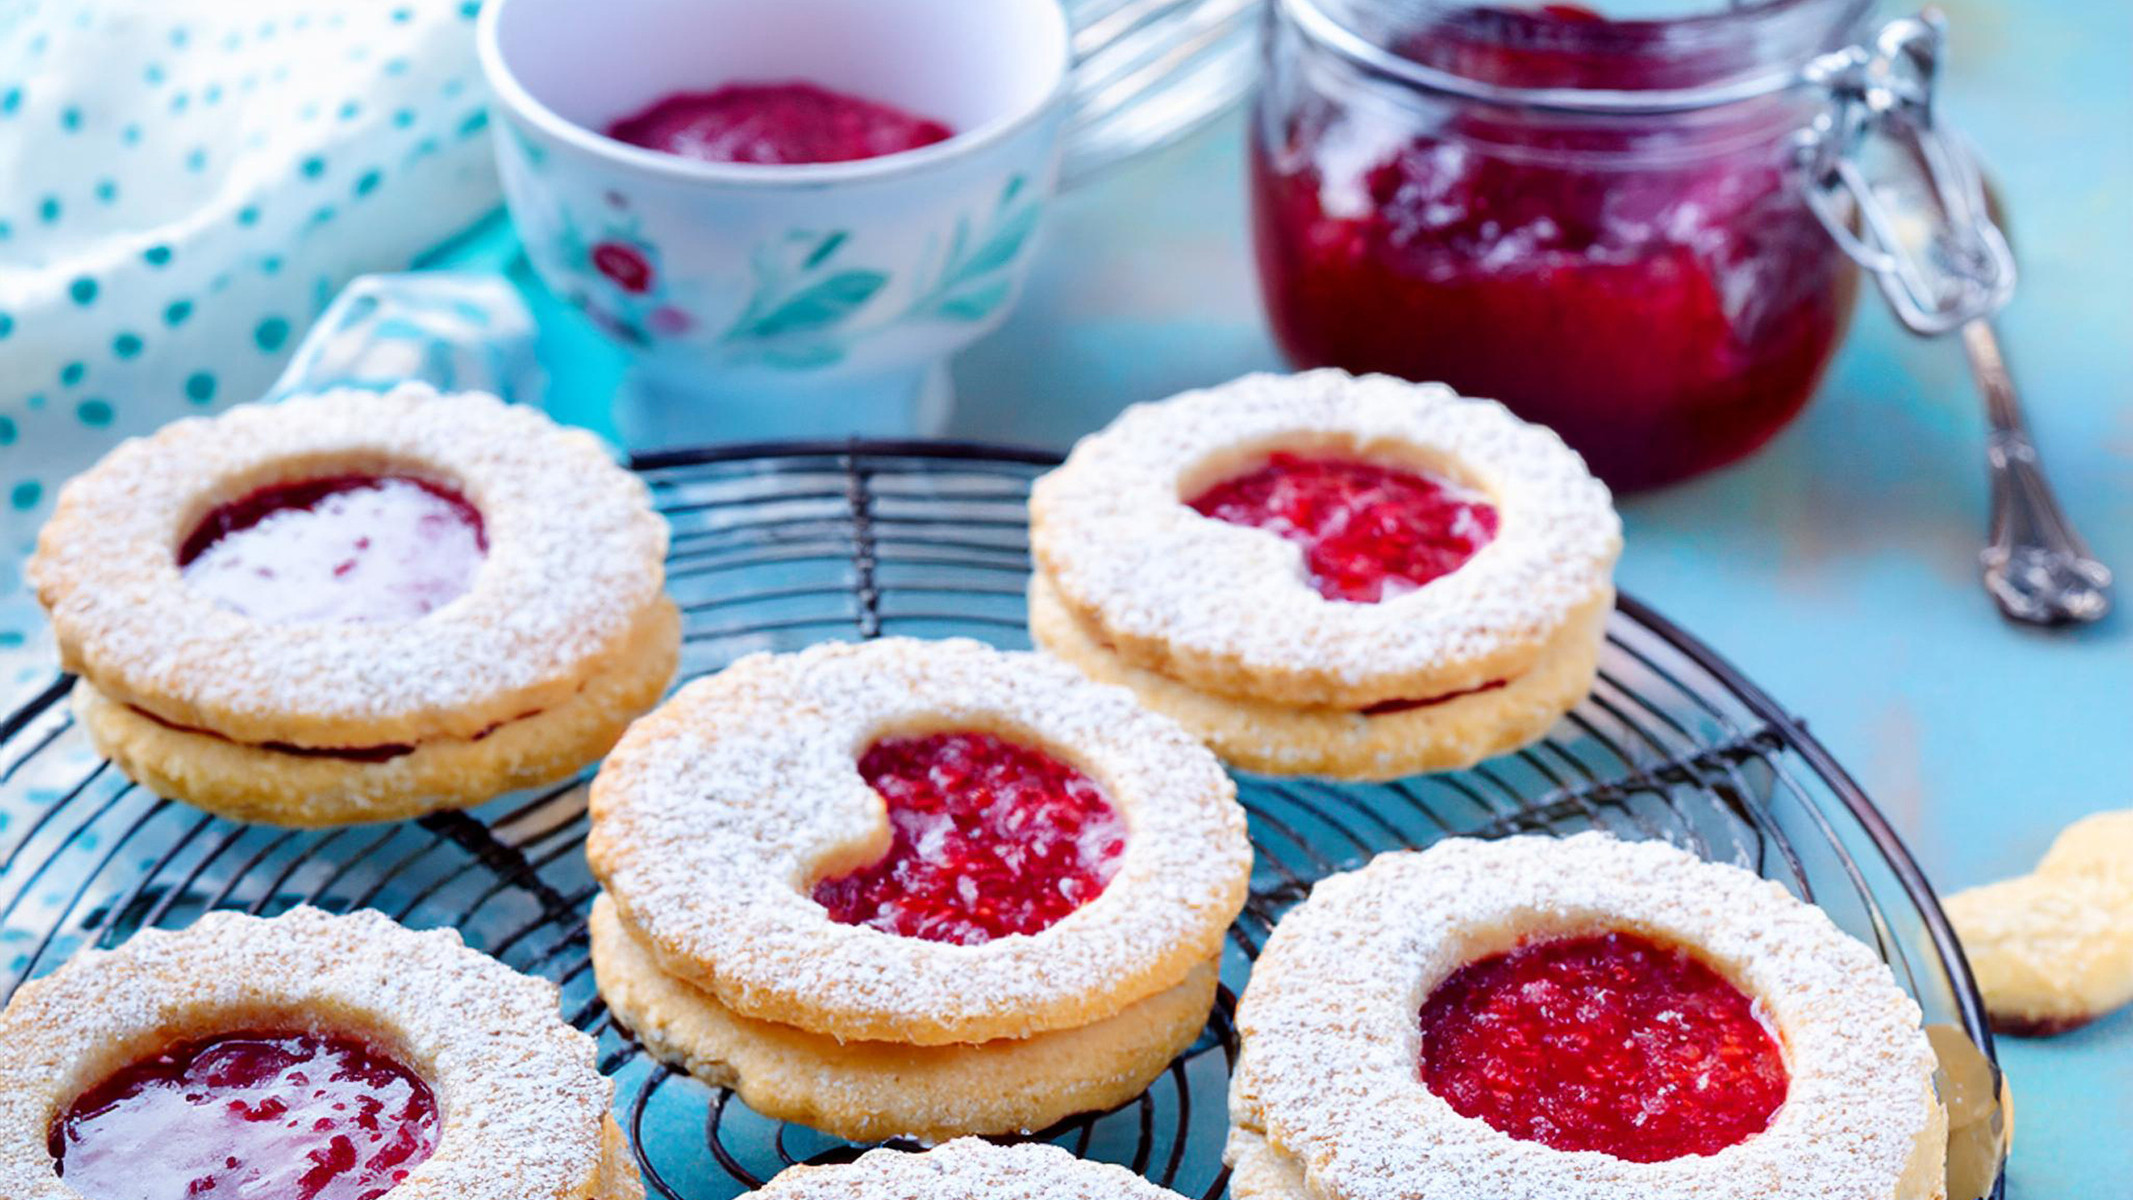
[1229,834,1943,1200]
[588,638,1252,1046]
[1030,370,1620,703]
[760,1138,1188,1198]
[0,907,616,1200]
[28,384,669,744]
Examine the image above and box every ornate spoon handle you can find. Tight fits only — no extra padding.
[1968,319,2112,626]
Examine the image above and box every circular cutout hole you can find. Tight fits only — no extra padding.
[1183,449,1499,603]
[1418,930,1788,1162]
[51,1028,440,1199]
[178,472,487,625]
[814,730,1128,945]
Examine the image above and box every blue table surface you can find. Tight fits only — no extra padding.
[430,1,2129,1188]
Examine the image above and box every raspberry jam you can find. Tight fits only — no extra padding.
[608,82,954,165]
[1188,453,1497,603]
[813,732,1128,945]
[51,1030,440,1200]
[1253,2,1860,491]
[179,475,487,625]
[1418,931,1788,1161]
[1358,680,1505,715]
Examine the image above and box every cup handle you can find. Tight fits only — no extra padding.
[1055,0,1264,189]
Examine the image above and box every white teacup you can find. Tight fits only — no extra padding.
[477,0,1072,443]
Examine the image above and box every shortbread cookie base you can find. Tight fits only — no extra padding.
[1224,1126,1314,1200]
[1948,874,2133,1036]
[1033,573,1606,779]
[1946,811,2133,1036]
[0,907,636,1200]
[77,597,679,826]
[591,895,1216,1142]
[598,1116,650,1200]
[758,1138,1190,1199]
[1229,835,1947,1200]
[1037,561,1614,715]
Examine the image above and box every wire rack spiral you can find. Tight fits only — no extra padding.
[0,442,1998,1199]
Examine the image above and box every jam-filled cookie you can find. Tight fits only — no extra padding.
[1029,369,1621,780]
[1228,835,1947,1200]
[28,385,680,826]
[757,1137,1189,1199]
[0,906,644,1200]
[586,637,1251,1141]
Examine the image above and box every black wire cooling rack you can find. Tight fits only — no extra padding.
[0,441,2000,1199]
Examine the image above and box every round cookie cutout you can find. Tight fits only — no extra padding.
[1031,571,1609,780]
[1229,835,1946,1200]
[757,1138,1191,1200]
[587,637,1252,1047]
[1028,370,1621,709]
[0,907,643,1200]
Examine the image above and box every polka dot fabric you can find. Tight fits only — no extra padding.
[0,0,501,589]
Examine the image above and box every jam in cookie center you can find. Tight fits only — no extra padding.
[52,1029,440,1200]
[1418,931,1788,1162]
[1187,453,1497,603]
[814,732,1128,946]
[179,474,487,625]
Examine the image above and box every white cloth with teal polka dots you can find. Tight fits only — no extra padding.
[0,0,501,560]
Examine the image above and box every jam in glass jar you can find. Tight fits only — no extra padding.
[1251,0,2002,491]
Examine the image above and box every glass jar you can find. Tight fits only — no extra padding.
[1251,0,2012,491]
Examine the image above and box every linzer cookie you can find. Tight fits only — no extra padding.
[1028,369,1621,780]
[756,1138,1191,1199]
[0,907,644,1200]
[586,637,1251,1141]
[27,384,679,826]
[1228,835,1947,1200]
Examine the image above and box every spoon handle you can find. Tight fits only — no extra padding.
[1968,319,2113,626]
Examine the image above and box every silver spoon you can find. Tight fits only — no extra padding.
[1805,14,2108,627]
[1960,174,2111,626]
[1968,317,2113,626]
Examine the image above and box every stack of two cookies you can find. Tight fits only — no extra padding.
[28,387,680,829]
[585,638,1252,1140]
[1028,369,1622,782]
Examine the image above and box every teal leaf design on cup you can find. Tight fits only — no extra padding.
[930,279,1013,322]
[739,269,887,339]
[802,231,848,269]
[716,232,891,367]
[904,174,1041,324]
[959,202,1039,279]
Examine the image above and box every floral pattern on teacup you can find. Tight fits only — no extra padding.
[546,173,1041,370]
